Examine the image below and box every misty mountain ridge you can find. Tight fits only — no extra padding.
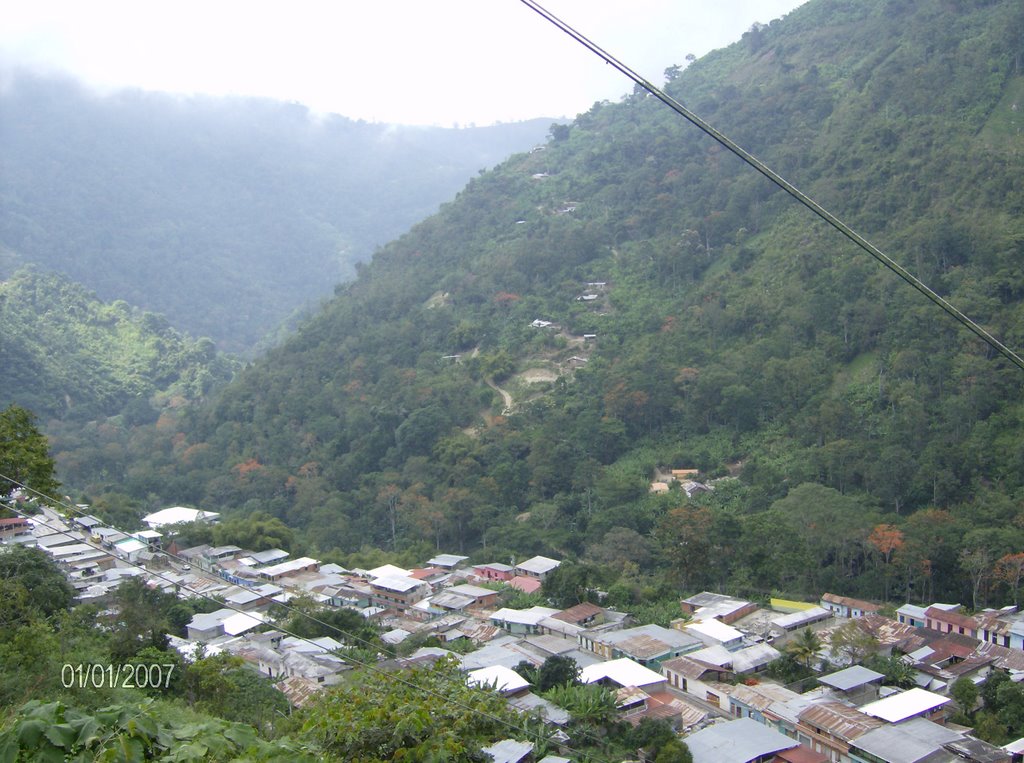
[0,71,554,353]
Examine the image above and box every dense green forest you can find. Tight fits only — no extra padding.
[0,73,550,353]
[0,269,237,423]
[24,0,1024,611]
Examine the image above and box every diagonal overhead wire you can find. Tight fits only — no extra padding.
[518,0,1024,373]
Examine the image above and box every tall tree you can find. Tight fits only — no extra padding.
[0,545,75,621]
[656,504,713,590]
[829,621,879,665]
[787,628,822,670]
[868,524,904,600]
[0,405,60,498]
[534,655,581,692]
[994,552,1024,607]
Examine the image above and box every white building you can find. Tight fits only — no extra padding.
[142,507,220,530]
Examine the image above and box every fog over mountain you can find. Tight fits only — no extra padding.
[0,72,552,353]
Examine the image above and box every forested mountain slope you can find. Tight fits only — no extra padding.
[0,74,551,353]
[64,0,1024,605]
[0,268,238,422]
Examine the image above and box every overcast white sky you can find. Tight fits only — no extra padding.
[0,0,808,127]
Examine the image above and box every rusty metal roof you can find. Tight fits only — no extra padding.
[797,701,884,741]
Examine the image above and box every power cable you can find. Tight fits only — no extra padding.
[0,478,620,762]
[518,0,1024,373]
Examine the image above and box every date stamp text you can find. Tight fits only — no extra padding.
[61,663,176,690]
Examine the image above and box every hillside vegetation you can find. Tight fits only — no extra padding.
[0,269,237,423]
[51,0,1024,606]
[0,74,551,353]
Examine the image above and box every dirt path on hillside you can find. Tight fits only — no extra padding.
[485,376,513,414]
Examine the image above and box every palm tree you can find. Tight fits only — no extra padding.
[786,628,822,670]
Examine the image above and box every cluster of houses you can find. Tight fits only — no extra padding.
[7,501,1024,762]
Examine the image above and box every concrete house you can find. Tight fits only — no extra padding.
[683,618,745,650]
[848,717,1008,763]
[727,682,804,728]
[925,606,979,638]
[817,665,886,706]
[143,507,220,530]
[977,607,1024,650]
[474,562,515,582]
[821,593,882,619]
[580,624,701,669]
[0,517,33,542]
[896,604,929,629]
[259,557,320,582]
[680,592,759,625]
[859,688,951,725]
[491,607,562,636]
[581,658,667,694]
[444,583,500,609]
[426,553,469,570]
[661,655,733,704]
[515,556,561,581]
[551,603,606,629]
[186,608,235,641]
[684,717,799,763]
[369,575,431,614]
[795,701,884,762]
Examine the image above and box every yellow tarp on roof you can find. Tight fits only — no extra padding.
[771,598,818,613]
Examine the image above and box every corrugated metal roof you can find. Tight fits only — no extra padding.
[851,717,961,763]
[819,665,885,691]
[616,634,676,659]
[731,644,782,673]
[925,606,979,630]
[552,602,604,623]
[860,688,950,723]
[822,593,881,611]
[580,657,664,688]
[684,717,797,762]
[798,701,883,740]
[662,655,726,681]
[977,641,1024,671]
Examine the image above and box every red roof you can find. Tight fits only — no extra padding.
[925,607,979,630]
[409,567,443,580]
[775,746,829,763]
[0,517,31,530]
[919,637,979,663]
[508,576,542,594]
[552,602,603,623]
[822,593,881,612]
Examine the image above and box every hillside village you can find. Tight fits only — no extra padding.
[6,497,1024,763]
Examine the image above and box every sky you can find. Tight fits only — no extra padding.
[0,0,809,127]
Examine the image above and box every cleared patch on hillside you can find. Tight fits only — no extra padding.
[978,75,1024,152]
[424,291,451,309]
[519,368,558,384]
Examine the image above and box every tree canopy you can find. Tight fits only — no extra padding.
[0,404,59,497]
[296,657,527,762]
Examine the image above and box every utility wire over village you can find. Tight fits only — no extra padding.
[3,0,1024,759]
